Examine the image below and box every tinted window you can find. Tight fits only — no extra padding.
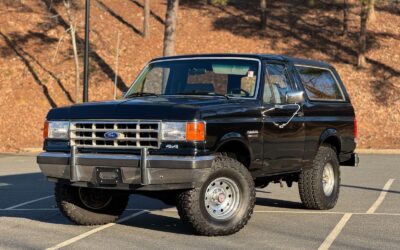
[127,59,259,98]
[296,66,344,100]
[142,67,169,94]
[264,64,291,104]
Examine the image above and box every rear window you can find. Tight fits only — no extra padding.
[296,66,344,101]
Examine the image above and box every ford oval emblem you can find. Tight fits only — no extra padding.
[104,131,120,140]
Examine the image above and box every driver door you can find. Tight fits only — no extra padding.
[262,62,305,174]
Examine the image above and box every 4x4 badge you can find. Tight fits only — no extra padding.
[247,130,259,137]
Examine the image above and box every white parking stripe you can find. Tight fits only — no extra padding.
[366,178,395,214]
[4,195,53,210]
[3,209,400,217]
[318,213,352,250]
[45,210,147,250]
[0,208,58,211]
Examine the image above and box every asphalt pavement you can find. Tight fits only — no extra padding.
[0,153,399,250]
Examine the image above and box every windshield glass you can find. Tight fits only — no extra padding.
[125,58,260,98]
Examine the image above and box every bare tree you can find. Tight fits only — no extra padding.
[342,0,349,37]
[63,0,80,103]
[163,0,179,56]
[260,0,267,29]
[114,31,121,100]
[143,0,150,38]
[368,0,376,22]
[358,0,369,68]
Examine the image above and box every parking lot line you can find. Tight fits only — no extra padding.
[0,208,58,211]
[2,208,400,217]
[318,213,352,250]
[45,210,148,250]
[4,195,54,210]
[366,178,395,214]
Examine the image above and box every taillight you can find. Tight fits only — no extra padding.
[43,121,49,139]
[354,117,358,141]
[186,122,205,141]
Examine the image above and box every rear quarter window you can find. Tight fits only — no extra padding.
[295,65,344,101]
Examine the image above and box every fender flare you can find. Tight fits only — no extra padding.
[319,128,341,153]
[214,132,253,159]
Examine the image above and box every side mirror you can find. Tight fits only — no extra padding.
[286,91,304,104]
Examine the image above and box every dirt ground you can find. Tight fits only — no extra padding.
[0,0,399,151]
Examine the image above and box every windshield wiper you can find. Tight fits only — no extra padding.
[125,92,159,98]
[177,92,231,100]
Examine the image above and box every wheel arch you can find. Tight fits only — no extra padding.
[214,133,252,168]
[319,129,341,154]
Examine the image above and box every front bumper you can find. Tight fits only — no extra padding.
[37,148,214,191]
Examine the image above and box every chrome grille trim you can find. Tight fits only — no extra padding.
[70,121,161,149]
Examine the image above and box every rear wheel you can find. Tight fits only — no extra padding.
[298,145,340,210]
[55,183,129,225]
[177,155,255,236]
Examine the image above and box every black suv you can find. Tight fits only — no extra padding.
[37,54,358,236]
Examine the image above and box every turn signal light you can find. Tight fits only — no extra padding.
[43,121,49,139]
[186,122,205,141]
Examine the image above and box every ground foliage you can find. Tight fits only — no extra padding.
[0,0,399,151]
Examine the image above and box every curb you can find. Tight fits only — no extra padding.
[355,149,400,155]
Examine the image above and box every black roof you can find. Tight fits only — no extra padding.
[150,53,332,68]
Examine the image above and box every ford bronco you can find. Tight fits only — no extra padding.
[37,54,358,236]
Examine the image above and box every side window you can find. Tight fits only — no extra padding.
[264,64,291,104]
[296,66,344,101]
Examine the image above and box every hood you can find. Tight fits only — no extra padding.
[46,96,252,121]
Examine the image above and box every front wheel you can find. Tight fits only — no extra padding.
[298,145,340,210]
[177,155,256,236]
[55,183,129,225]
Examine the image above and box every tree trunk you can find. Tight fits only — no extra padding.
[143,0,150,38]
[163,0,179,56]
[260,0,267,29]
[368,0,376,22]
[342,0,349,37]
[64,0,80,103]
[358,0,368,68]
[70,24,80,103]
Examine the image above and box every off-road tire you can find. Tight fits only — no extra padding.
[298,145,340,210]
[55,183,129,225]
[176,155,256,236]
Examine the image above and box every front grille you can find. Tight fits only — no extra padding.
[70,121,161,149]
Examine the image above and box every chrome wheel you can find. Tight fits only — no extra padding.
[78,188,113,210]
[204,177,240,220]
[322,163,335,197]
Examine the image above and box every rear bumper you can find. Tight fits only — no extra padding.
[340,152,359,167]
[37,149,214,191]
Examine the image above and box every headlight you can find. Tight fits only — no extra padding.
[43,121,70,139]
[161,121,205,141]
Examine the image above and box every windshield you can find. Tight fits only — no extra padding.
[125,58,260,98]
